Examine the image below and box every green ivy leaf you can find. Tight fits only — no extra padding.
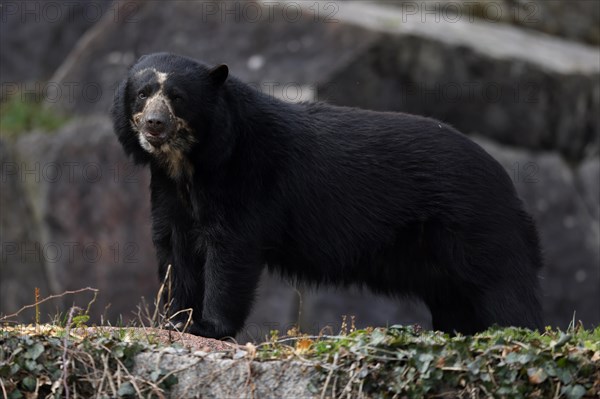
[112,345,124,358]
[560,384,587,399]
[527,367,548,384]
[150,370,161,382]
[0,364,11,378]
[71,315,90,327]
[24,360,38,371]
[8,389,23,399]
[370,329,386,345]
[553,334,572,349]
[21,376,36,391]
[418,353,434,373]
[25,343,44,360]
[117,382,135,397]
[555,367,573,385]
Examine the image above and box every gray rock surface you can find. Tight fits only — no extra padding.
[319,2,600,161]
[0,140,52,318]
[46,1,377,114]
[577,157,600,221]
[477,138,600,328]
[133,352,316,399]
[381,0,600,45]
[0,0,112,88]
[238,272,299,343]
[7,117,158,322]
[298,286,431,334]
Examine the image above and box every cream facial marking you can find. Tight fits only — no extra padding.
[138,132,155,153]
[135,67,169,89]
[156,71,168,85]
[130,68,195,179]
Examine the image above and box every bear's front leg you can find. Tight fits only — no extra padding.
[192,244,263,339]
[150,168,205,331]
[154,225,206,332]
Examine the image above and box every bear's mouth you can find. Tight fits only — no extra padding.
[142,130,170,146]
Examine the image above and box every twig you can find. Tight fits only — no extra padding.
[338,361,359,398]
[62,306,81,399]
[321,352,339,399]
[168,308,193,334]
[152,264,172,325]
[441,366,468,372]
[35,288,40,333]
[294,287,303,327]
[0,377,8,399]
[0,287,98,321]
[97,343,144,398]
[553,381,561,399]
[103,354,117,397]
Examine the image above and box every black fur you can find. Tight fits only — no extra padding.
[111,53,544,338]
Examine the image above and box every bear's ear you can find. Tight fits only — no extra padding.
[111,79,128,118]
[134,54,149,66]
[209,64,229,86]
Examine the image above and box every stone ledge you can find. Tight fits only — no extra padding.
[133,352,316,399]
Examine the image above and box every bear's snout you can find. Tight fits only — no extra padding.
[140,96,175,145]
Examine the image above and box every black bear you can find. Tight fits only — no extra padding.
[112,53,544,338]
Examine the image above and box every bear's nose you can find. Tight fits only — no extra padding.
[144,114,168,135]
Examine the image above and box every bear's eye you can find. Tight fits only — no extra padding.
[172,95,183,103]
[138,91,147,100]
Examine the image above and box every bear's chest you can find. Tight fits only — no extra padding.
[175,178,202,221]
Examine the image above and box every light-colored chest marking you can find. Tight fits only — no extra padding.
[158,144,194,180]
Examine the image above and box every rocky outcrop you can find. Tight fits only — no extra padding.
[0,140,52,318]
[319,2,600,161]
[577,157,600,221]
[45,1,377,114]
[382,0,600,45]
[237,272,299,342]
[298,286,431,333]
[478,139,600,328]
[0,0,113,89]
[1,117,158,322]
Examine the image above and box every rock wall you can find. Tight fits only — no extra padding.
[382,0,600,45]
[2,118,157,322]
[0,0,112,90]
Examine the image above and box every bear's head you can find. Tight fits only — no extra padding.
[111,52,229,177]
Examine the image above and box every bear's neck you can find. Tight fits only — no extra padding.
[191,78,307,185]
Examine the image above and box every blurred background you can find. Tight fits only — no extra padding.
[1,0,598,342]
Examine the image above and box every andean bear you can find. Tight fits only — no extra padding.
[111,53,544,338]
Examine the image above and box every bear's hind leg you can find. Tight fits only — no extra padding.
[425,284,488,335]
[477,277,544,331]
[426,265,543,334]
[420,222,543,334]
